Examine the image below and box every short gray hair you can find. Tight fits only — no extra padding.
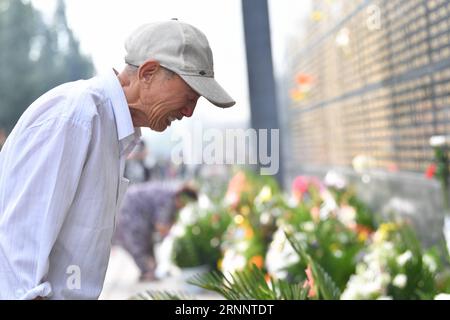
[125,63,139,75]
[125,63,175,79]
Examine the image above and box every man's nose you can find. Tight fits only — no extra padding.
[180,105,195,118]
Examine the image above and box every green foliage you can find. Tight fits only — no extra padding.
[342,222,440,300]
[273,183,375,290]
[172,205,231,269]
[0,0,94,132]
[187,264,309,300]
[278,214,364,290]
[307,219,362,290]
[387,224,438,299]
[131,290,191,300]
[328,186,377,230]
[285,232,342,300]
[433,146,450,210]
[346,193,377,229]
[224,171,282,262]
[135,171,450,300]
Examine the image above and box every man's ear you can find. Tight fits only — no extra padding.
[138,60,160,82]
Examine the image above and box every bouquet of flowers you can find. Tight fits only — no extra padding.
[266,173,375,290]
[141,170,450,300]
[219,170,281,275]
[171,201,231,269]
[341,222,441,300]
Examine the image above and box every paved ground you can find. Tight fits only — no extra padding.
[99,246,223,300]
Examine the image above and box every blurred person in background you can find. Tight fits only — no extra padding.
[124,138,151,183]
[113,183,198,281]
[0,20,234,299]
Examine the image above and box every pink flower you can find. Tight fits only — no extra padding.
[302,264,316,298]
[309,176,325,192]
[387,163,399,172]
[425,163,437,179]
[225,171,248,207]
[292,176,310,200]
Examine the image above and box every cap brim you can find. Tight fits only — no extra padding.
[180,75,235,108]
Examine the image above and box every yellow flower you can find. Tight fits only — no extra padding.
[330,243,340,253]
[234,214,245,225]
[375,222,398,242]
[358,231,369,242]
[311,10,325,22]
[290,88,306,102]
[379,222,397,234]
[240,206,251,216]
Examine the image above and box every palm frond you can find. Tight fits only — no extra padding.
[187,264,309,300]
[130,290,193,300]
[309,260,341,300]
[285,231,341,300]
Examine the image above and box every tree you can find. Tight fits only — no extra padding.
[0,0,94,132]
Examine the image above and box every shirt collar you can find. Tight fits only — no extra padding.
[102,68,140,142]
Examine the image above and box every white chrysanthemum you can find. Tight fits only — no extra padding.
[155,235,179,278]
[423,254,437,273]
[171,224,186,237]
[341,283,359,300]
[324,170,348,190]
[434,293,450,300]
[393,274,407,288]
[381,241,395,252]
[221,250,246,275]
[320,192,338,220]
[342,241,395,299]
[429,135,448,147]
[260,212,271,225]
[210,237,220,248]
[234,255,246,270]
[301,221,315,232]
[333,250,343,258]
[236,242,249,252]
[255,185,272,206]
[396,250,413,267]
[265,228,300,279]
[364,241,395,266]
[341,271,388,300]
[178,205,197,225]
[337,206,357,226]
[198,194,212,210]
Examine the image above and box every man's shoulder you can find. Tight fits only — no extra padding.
[18,77,108,131]
[49,77,109,116]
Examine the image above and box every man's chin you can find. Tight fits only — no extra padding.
[149,123,169,132]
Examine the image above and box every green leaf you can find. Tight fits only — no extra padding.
[187,265,309,300]
[130,290,192,300]
[285,231,341,300]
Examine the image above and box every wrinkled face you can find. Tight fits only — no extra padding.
[129,67,200,131]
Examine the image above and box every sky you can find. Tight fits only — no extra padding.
[29,0,310,157]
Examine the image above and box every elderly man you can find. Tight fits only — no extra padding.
[113,182,198,282]
[0,20,234,299]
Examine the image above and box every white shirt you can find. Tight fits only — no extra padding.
[0,69,140,299]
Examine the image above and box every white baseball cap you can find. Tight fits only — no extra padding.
[124,19,235,108]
